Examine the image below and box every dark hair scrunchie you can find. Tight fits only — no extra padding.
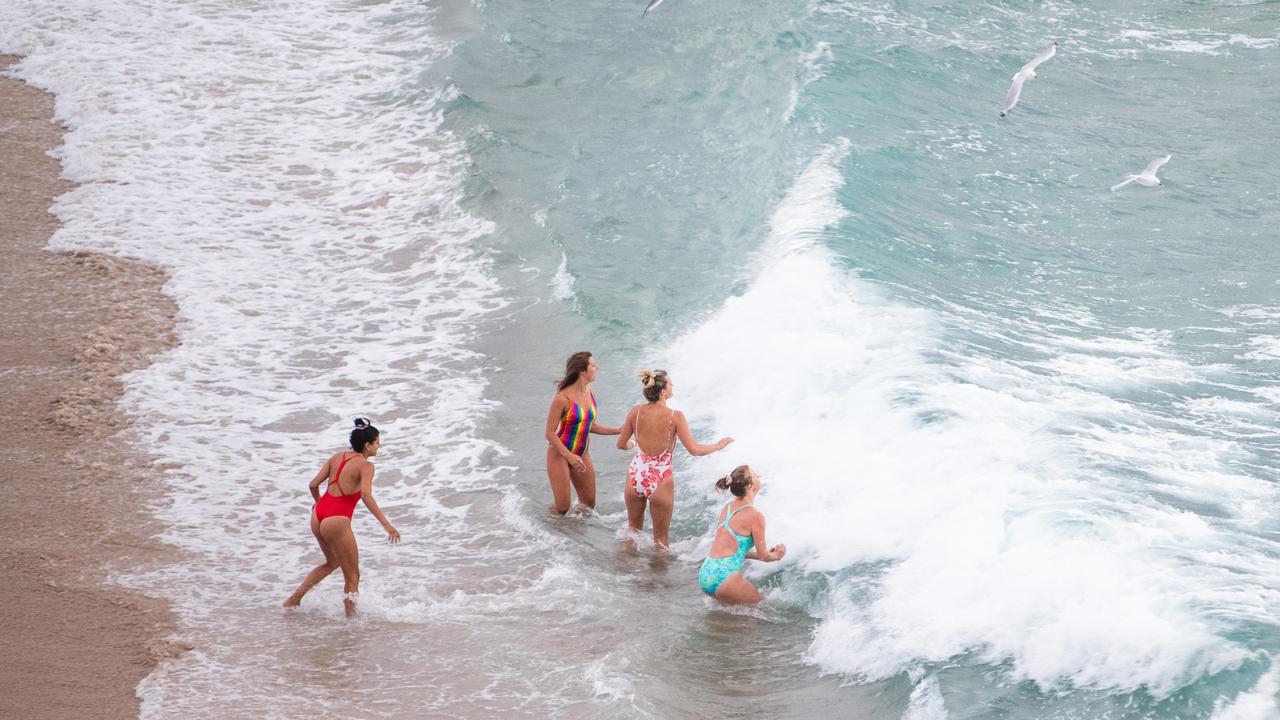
[350,417,379,451]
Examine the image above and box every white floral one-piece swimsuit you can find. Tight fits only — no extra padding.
[628,407,675,498]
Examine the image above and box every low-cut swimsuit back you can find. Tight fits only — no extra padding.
[314,453,360,521]
[698,501,756,596]
[628,406,675,498]
[555,390,597,457]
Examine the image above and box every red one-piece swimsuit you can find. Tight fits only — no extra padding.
[314,453,361,521]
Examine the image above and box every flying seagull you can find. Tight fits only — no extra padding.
[1000,42,1057,117]
[642,0,664,17]
[1110,154,1172,192]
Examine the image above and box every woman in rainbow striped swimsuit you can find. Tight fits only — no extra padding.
[544,351,622,514]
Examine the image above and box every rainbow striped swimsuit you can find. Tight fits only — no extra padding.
[555,390,597,456]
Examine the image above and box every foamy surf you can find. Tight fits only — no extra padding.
[667,142,1277,702]
[6,0,1280,716]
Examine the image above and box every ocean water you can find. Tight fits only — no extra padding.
[4,0,1280,718]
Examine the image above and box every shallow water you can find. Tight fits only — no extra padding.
[4,0,1280,717]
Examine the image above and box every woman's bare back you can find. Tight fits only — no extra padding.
[324,452,365,496]
[632,404,676,456]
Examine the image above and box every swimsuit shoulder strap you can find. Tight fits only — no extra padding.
[331,453,354,496]
[561,391,594,412]
[723,501,753,537]
[558,391,581,421]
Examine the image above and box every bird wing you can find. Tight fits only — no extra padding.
[1110,175,1138,192]
[1001,72,1026,115]
[1143,154,1172,175]
[642,0,664,17]
[1021,43,1057,73]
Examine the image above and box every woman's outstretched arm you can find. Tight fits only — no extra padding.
[358,463,400,543]
[745,513,785,561]
[674,411,733,456]
[591,421,622,436]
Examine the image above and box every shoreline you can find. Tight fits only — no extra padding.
[1,54,182,720]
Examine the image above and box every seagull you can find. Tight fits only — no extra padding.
[1000,42,1057,117]
[1110,154,1172,192]
[642,0,664,17]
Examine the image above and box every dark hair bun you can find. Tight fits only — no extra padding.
[349,418,379,451]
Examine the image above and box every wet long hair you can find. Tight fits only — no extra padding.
[635,369,670,403]
[714,465,753,498]
[557,351,593,391]
[350,417,379,452]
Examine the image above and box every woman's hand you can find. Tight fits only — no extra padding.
[715,437,735,450]
[385,524,401,543]
[567,453,587,472]
[624,439,635,451]
[769,543,786,561]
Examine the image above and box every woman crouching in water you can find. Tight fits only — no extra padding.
[698,465,785,604]
[284,418,400,617]
[616,369,732,549]
[545,351,622,514]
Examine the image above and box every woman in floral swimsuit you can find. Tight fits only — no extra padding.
[615,369,732,549]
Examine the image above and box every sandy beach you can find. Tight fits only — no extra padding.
[1,55,181,720]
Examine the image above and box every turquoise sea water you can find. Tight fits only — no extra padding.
[4,0,1280,717]
[449,1,1280,717]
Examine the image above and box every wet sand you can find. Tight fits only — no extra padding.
[1,55,182,720]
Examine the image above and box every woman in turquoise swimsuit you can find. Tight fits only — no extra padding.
[698,465,786,604]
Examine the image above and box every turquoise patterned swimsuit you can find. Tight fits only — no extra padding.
[698,502,755,596]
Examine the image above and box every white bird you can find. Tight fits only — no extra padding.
[1000,42,1057,117]
[1110,154,1172,192]
[642,0,664,17]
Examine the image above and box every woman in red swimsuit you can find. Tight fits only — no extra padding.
[544,351,622,514]
[284,418,400,617]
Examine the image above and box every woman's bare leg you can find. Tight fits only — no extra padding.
[714,572,762,605]
[283,512,338,607]
[648,475,675,549]
[624,480,647,534]
[546,445,574,514]
[318,517,361,617]
[570,452,597,511]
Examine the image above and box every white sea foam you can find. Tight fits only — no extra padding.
[1222,306,1280,322]
[784,40,833,124]
[1211,659,1280,720]
[902,670,949,720]
[1241,336,1280,361]
[0,0,551,714]
[552,251,576,301]
[1118,28,1279,56]
[667,143,1276,698]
